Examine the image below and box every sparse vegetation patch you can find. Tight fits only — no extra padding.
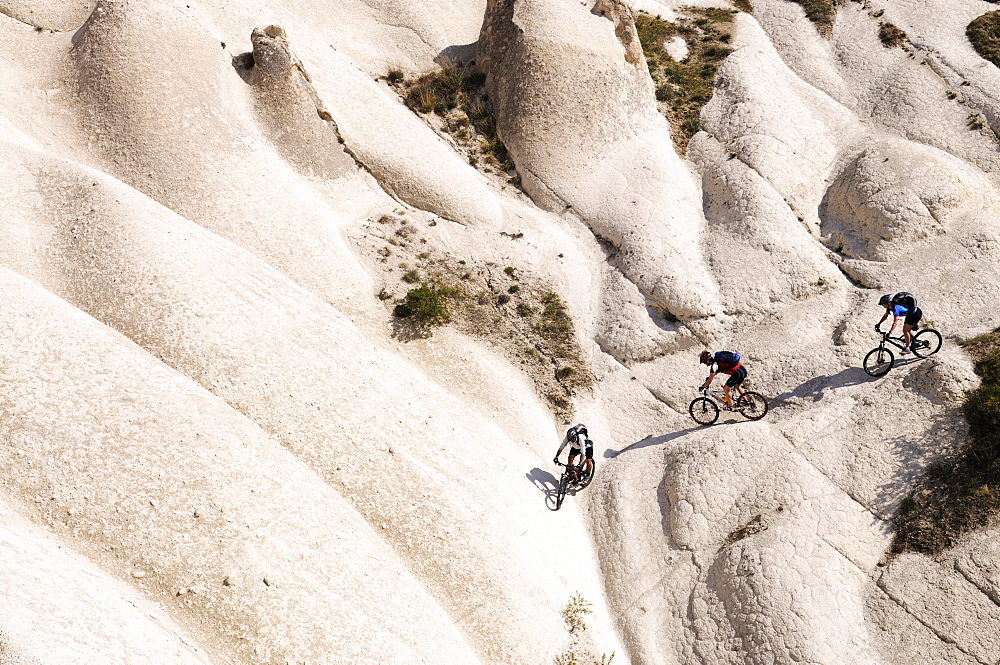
[891,327,1000,556]
[878,21,907,48]
[357,213,593,419]
[788,0,836,36]
[635,8,736,152]
[387,65,518,184]
[553,594,615,665]
[967,11,1000,68]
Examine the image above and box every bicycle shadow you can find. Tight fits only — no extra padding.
[773,365,875,406]
[526,467,558,495]
[605,426,704,458]
[527,467,593,511]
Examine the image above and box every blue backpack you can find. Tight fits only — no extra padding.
[714,351,741,369]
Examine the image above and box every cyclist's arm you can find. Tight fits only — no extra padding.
[877,310,889,326]
[701,372,717,389]
[888,315,901,335]
[554,437,570,459]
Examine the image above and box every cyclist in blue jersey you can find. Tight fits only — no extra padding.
[876,293,923,354]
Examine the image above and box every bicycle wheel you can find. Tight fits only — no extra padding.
[736,391,769,421]
[863,347,894,377]
[911,329,942,358]
[689,397,719,425]
[576,462,595,490]
[554,473,569,510]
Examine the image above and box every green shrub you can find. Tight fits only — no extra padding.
[402,269,420,283]
[393,284,453,326]
[732,0,753,13]
[891,327,1000,556]
[968,11,1000,67]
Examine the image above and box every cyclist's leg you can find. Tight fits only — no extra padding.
[903,309,922,348]
[583,444,594,478]
[725,368,746,405]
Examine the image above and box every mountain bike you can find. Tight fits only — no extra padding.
[863,328,942,377]
[552,460,594,510]
[688,387,768,426]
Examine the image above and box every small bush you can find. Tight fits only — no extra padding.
[385,68,404,84]
[878,21,907,48]
[732,0,753,13]
[968,11,1000,67]
[504,266,517,278]
[393,284,453,326]
[402,269,420,284]
[561,592,592,634]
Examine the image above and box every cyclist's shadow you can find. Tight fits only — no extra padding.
[526,467,558,496]
[526,467,579,511]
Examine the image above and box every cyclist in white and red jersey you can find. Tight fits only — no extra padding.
[699,350,747,409]
[553,424,593,481]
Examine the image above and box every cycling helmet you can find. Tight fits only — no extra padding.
[566,424,587,442]
[699,350,713,365]
[878,294,892,307]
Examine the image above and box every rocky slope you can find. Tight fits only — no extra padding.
[1,0,999,664]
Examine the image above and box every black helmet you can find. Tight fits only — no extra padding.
[567,424,587,442]
[878,294,892,306]
[699,350,713,365]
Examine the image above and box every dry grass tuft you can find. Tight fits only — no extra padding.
[968,11,1000,68]
[878,21,907,48]
[389,66,516,182]
[788,0,836,36]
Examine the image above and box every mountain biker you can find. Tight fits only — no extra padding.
[553,424,594,481]
[699,350,747,409]
[876,292,922,354]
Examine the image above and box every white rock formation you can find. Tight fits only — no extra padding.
[477,0,721,320]
[2,0,1000,663]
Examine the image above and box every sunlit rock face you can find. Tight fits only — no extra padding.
[3,0,1000,664]
[477,0,721,321]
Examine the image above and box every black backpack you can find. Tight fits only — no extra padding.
[714,351,741,370]
[891,292,917,312]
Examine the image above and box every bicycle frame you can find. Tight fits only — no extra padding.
[875,333,911,352]
[701,386,744,406]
